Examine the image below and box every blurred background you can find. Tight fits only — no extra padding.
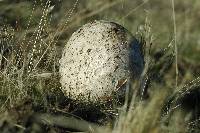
[0,0,199,73]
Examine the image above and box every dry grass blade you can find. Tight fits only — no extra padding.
[113,87,168,133]
[120,0,149,20]
[171,0,179,87]
[67,0,122,29]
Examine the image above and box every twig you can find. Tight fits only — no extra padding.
[32,113,108,132]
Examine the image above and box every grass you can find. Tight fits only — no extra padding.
[0,0,200,132]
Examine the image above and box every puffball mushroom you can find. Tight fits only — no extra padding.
[59,20,144,104]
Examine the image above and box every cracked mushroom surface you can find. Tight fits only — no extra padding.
[59,20,144,104]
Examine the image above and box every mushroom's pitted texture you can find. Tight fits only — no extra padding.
[59,20,144,103]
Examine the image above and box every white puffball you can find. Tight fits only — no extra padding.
[59,20,144,103]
